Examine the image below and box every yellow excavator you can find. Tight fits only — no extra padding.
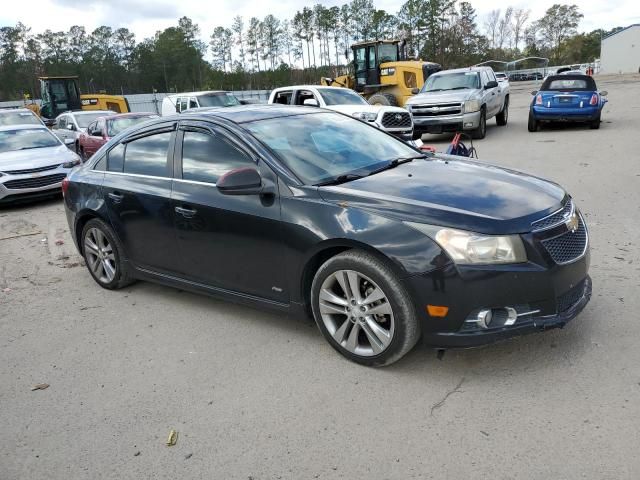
[321,39,441,107]
[26,76,130,124]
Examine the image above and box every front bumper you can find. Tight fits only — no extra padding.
[412,110,481,134]
[0,166,71,204]
[402,240,591,348]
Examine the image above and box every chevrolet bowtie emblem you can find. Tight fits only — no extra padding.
[566,212,579,233]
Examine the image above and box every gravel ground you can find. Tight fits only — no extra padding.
[1,75,640,479]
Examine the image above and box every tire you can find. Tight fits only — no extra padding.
[590,114,601,129]
[79,147,87,162]
[311,250,420,367]
[527,111,538,132]
[81,218,134,290]
[368,92,399,106]
[471,107,486,139]
[496,96,509,126]
[411,130,423,141]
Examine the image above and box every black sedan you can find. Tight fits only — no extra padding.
[62,106,591,366]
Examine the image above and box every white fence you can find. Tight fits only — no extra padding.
[0,90,271,114]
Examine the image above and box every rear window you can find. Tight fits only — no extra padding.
[541,76,596,91]
[0,111,41,127]
[107,116,156,137]
[196,93,240,108]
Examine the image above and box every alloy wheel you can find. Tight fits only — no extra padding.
[84,227,116,284]
[318,269,395,357]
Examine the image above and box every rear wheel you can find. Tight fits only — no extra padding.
[590,114,601,129]
[79,147,87,162]
[527,111,539,132]
[368,92,399,107]
[311,250,420,367]
[81,218,134,290]
[471,108,486,139]
[496,96,509,126]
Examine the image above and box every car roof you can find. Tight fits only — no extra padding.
[0,108,36,114]
[0,124,49,132]
[165,90,228,99]
[272,85,350,91]
[60,110,115,118]
[105,112,157,120]
[172,104,323,124]
[433,66,491,75]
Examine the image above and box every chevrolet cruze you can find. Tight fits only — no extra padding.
[62,106,591,366]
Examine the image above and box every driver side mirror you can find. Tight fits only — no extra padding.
[67,123,75,131]
[484,81,498,89]
[217,167,264,195]
[411,88,420,95]
[303,98,319,107]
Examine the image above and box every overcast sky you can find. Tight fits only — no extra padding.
[1,0,638,41]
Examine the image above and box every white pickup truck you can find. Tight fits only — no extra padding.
[268,85,414,140]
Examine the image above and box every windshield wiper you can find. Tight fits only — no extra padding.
[314,173,364,187]
[367,155,426,177]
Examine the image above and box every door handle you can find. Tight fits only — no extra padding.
[175,206,197,218]
[108,192,124,203]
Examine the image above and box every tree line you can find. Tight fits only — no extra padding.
[0,1,623,100]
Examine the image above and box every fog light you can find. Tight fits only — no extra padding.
[477,309,492,329]
[464,122,474,127]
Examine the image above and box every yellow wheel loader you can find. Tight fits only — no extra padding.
[321,40,441,107]
[26,76,130,124]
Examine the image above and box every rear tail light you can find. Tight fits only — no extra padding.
[535,94,543,105]
[61,177,70,196]
[589,94,598,105]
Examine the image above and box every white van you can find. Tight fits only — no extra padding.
[160,91,242,116]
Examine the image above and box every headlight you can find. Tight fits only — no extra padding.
[380,67,396,76]
[405,222,527,265]
[352,112,378,122]
[463,100,481,113]
[62,158,81,169]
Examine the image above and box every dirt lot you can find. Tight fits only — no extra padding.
[2,75,640,479]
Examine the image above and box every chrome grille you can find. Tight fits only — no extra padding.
[1,164,60,175]
[541,216,587,264]
[411,103,462,117]
[4,173,67,190]
[381,111,412,128]
[532,200,573,232]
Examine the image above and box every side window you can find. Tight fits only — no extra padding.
[367,46,376,69]
[107,143,125,172]
[94,155,107,171]
[56,116,66,129]
[481,71,490,87]
[274,91,292,105]
[87,122,97,135]
[181,130,254,184]
[179,98,188,113]
[295,90,317,106]
[189,97,198,109]
[123,132,172,177]
[354,47,366,72]
[488,71,497,83]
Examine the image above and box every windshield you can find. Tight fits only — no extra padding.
[75,112,113,128]
[197,93,241,108]
[422,72,480,92]
[245,112,419,185]
[319,89,368,106]
[0,111,42,127]
[107,116,157,137]
[378,43,398,63]
[0,128,60,154]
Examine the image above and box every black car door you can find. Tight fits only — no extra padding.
[171,120,287,303]
[101,122,181,275]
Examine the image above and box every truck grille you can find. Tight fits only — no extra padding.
[381,111,412,128]
[411,103,462,117]
[541,216,587,264]
[4,173,67,190]
[532,200,573,232]
[556,279,587,313]
[1,164,60,175]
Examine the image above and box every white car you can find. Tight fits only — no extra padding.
[161,91,242,116]
[0,108,46,127]
[0,125,81,204]
[52,110,116,153]
[268,85,414,140]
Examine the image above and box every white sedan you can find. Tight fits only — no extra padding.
[0,125,81,204]
[268,85,414,140]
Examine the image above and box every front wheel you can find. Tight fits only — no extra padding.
[471,108,486,139]
[411,130,423,141]
[311,250,420,367]
[496,97,509,126]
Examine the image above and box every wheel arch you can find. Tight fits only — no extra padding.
[74,209,109,255]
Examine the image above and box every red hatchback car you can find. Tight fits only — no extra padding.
[78,112,158,160]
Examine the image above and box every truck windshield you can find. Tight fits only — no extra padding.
[319,89,368,106]
[0,128,60,154]
[377,44,398,63]
[422,72,480,92]
[197,93,241,108]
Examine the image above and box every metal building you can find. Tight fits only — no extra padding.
[600,24,640,74]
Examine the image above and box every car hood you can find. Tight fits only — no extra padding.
[328,105,405,115]
[317,156,566,235]
[407,90,477,105]
[0,144,77,171]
